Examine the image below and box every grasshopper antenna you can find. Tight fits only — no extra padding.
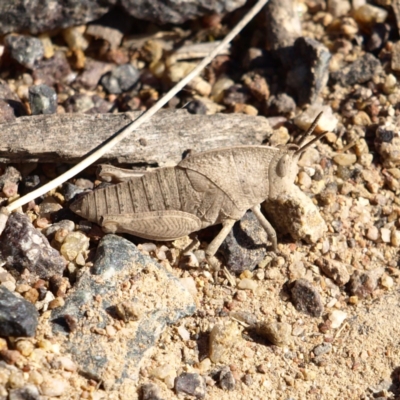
[295,131,329,155]
[0,0,270,233]
[296,111,324,148]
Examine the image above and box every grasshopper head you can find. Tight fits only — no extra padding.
[269,112,328,197]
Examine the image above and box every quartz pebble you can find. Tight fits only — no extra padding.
[40,376,69,397]
[60,231,90,262]
[380,274,394,289]
[238,278,257,291]
[329,310,347,329]
[294,104,338,132]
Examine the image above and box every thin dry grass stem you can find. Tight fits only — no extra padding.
[0,0,270,225]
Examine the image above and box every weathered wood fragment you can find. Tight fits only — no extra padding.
[0,110,272,165]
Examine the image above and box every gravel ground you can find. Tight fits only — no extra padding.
[0,1,400,399]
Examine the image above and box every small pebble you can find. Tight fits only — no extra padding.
[60,231,89,262]
[101,64,140,94]
[315,258,351,286]
[353,4,388,27]
[328,310,347,329]
[15,340,34,357]
[380,228,391,243]
[237,278,257,291]
[5,35,44,68]
[209,323,241,363]
[40,376,69,397]
[290,279,324,317]
[349,268,384,298]
[256,321,292,347]
[333,153,357,166]
[391,230,400,247]
[48,297,65,309]
[313,343,332,356]
[215,366,235,391]
[29,84,57,115]
[8,385,40,400]
[380,274,394,289]
[294,105,338,132]
[175,372,206,399]
[141,382,163,400]
[177,325,190,341]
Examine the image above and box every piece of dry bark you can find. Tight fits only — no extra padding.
[0,110,272,164]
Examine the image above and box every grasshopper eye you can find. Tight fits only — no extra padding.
[277,154,290,177]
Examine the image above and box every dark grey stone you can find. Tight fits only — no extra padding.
[120,0,246,24]
[215,366,235,391]
[290,279,324,317]
[219,211,268,274]
[51,235,196,386]
[8,385,40,400]
[331,53,381,86]
[20,175,40,196]
[286,37,331,106]
[0,286,39,337]
[186,99,207,115]
[140,383,164,400]
[100,64,140,94]
[5,35,44,69]
[62,182,85,202]
[0,0,114,35]
[0,212,65,279]
[266,93,296,115]
[175,373,206,399]
[29,85,57,115]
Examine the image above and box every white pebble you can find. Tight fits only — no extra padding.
[294,104,338,132]
[380,274,394,289]
[40,376,69,397]
[180,277,198,299]
[329,310,347,329]
[54,356,77,372]
[380,228,391,243]
[177,325,191,341]
[238,278,257,291]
